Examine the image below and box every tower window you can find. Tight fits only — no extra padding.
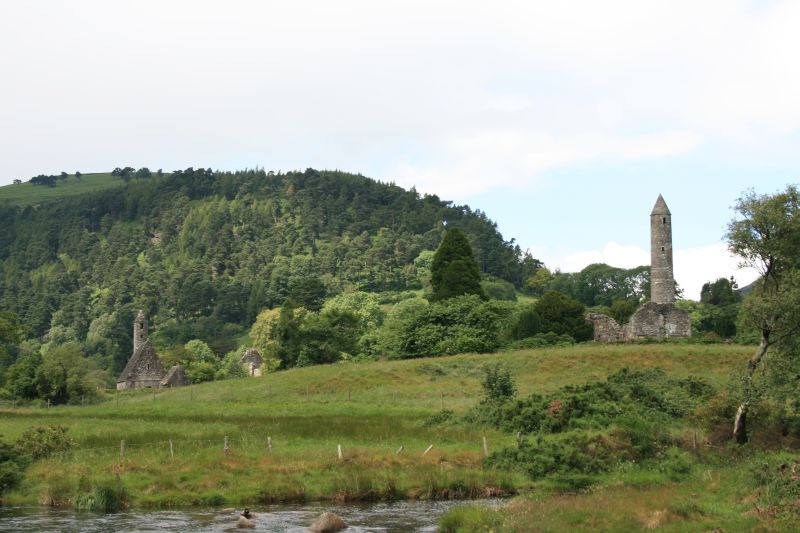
[140,323,143,330]
[662,217,666,225]
[661,246,665,252]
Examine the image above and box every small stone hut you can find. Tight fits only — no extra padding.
[240,348,264,377]
[161,365,191,387]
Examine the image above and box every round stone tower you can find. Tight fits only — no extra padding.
[650,194,675,304]
[133,310,148,352]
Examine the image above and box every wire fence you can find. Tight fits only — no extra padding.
[41,434,495,463]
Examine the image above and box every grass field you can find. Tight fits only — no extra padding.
[0,173,124,206]
[2,342,794,531]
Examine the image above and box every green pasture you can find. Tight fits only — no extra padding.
[0,343,754,510]
[0,173,123,206]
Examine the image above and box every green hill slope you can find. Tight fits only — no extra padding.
[0,344,751,507]
[0,168,537,375]
[0,173,123,206]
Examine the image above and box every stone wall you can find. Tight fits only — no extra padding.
[586,313,624,342]
[624,302,691,339]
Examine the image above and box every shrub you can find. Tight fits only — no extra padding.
[396,295,513,358]
[74,476,129,512]
[504,332,574,350]
[14,425,75,461]
[481,278,517,301]
[750,459,800,516]
[0,439,25,496]
[481,364,516,402]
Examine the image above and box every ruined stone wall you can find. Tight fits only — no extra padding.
[586,313,624,342]
[116,378,162,390]
[624,302,691,339]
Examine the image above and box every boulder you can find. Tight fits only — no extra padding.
[237,516,255,529]
[309,511,347,532]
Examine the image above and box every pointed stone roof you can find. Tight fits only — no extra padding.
[240,348,264,365]
[117,340,165,384]
[651,194,671,216]
[161,365,191,387]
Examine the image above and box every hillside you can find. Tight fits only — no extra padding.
[2,343,793,531]
[0,173,123,207]
[0,168,538,374]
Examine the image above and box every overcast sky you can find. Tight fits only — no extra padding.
[2,1,799,298]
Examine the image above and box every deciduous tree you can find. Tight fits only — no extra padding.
[727,185,800,443]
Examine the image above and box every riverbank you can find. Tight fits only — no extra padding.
[0,344,752,509]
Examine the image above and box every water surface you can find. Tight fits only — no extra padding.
[0,499,501,532]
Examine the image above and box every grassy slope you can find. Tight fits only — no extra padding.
[0,173,123,206]
[1,343,764,518]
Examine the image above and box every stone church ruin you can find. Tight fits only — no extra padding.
[587,195,692,342]
[117,311,191,390]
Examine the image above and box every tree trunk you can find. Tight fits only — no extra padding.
[733,402,748,444]
[733,332,770,444]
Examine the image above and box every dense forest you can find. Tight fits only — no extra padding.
[0,168,540,375]
[0,168,756,405]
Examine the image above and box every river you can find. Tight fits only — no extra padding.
[0,499,501,532]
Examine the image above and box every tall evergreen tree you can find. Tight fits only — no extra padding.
[430,228,486,301]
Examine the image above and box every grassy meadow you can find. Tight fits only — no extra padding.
[3,342,796,531]
[0,173,123,206]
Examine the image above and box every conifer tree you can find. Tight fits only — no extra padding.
[430,228,486,301]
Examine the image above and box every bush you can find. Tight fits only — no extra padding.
[481,278,517,301]
[504,332,574,350]
[395,295,513,358]
[481,364,516,402]
[0,439,25,496]
[74,477,129,512]
[14,425,75,461]
[535,291,593,342]
[475,367,712,483]
[750,459,800,516]
[486,429,636,479]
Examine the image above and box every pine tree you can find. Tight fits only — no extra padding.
[430,228,485,301]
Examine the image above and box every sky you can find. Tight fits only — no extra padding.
[1,1,799,299]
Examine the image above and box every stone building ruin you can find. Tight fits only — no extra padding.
[587,195,692,341]
[240,348,264,377]
[117,311,191,390]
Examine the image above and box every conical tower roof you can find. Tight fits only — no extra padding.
[651,194,671,216]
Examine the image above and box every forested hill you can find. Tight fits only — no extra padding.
[0,167,539,370]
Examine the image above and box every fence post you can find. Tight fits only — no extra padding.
[422,444,434,456]
[337,444,343,461]
[395,445,404,456]
[268,436,272,453]
[116,391,119,407]
[441,392,444,410]
[483,436,489,457]
[224,435,229,454]
[120,440,125,461]
[169,439,174,459]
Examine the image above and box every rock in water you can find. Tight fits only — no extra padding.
[309,512,347,532]
[237,516,255,529]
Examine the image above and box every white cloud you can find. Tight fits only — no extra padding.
[536,240,760,301]
[1,1,799,187]
[390,130,703,199]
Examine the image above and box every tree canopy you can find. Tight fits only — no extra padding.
[430,227,486,301]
